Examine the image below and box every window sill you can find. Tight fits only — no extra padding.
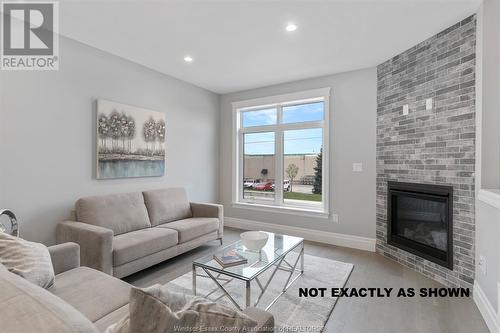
[231,201,330,219]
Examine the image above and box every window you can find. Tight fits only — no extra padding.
[243,132,275,202]
[233,88,330,214]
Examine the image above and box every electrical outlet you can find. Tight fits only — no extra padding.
[426,98,433,110]
[403,104,409,115]
[479,255,487,275]
[353,162,363,172]
[331,214,339,223]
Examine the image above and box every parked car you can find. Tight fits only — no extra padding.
[255,182,273,191]
[243,179,258,188]
[272,180,291,191]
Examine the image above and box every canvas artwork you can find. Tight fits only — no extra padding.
[96,100,165,179]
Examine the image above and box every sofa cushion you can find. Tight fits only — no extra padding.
[0,232,55,289]
[49,267,130,323]
[143,188,192,226]
[104,315,130,333]
[95,305,129,333]
[0,267,99,333]
[113,228,178,266]
[76,192,151,235]
[157,218,219,243]
[242,307,275,331]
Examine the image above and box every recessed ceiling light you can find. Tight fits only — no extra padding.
[184,55,193,63]
[285,23,297,32]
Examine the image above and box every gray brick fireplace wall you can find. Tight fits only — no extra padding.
[376,15,476,288]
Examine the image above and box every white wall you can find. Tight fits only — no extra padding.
[476,196,500,305]
[475,190,500,333]
[474,1,500,331]
[480,0,500,189]
[0,36,220,245]
[219,68,377,239]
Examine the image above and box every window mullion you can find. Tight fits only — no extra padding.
[279,121,323,131]
[241,125,278,134]
[275,106,284,206]
[239,130,244,203]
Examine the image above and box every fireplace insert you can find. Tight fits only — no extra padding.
[387,181,453,269]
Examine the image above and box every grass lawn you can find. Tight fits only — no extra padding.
[284,191,322,202]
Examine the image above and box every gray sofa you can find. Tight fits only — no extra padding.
[57,188,223,278]
[0,242,274,332]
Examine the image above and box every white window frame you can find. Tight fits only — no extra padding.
[231,88,331,217]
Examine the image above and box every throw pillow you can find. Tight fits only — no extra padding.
[107,284,258,333]
[0,231,55,288]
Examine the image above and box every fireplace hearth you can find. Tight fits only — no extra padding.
[387,181,453,269]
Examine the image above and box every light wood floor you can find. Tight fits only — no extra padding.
[124,227,488,333]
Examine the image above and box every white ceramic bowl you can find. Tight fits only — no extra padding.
[240,231,269,251]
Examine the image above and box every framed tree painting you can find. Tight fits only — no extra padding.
[96,100,166,179]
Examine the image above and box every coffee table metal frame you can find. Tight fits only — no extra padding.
[192,238,304,311]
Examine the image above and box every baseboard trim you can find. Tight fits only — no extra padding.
[474,281,500,333]
[225,217,376,252]
[478,189,500,211]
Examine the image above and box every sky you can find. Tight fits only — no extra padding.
[243,102,323,155]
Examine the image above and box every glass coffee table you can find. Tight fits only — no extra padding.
[192,232,304,311]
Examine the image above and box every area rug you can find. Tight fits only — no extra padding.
[164,253,354,332]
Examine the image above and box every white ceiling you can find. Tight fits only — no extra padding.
[58,0,482,94]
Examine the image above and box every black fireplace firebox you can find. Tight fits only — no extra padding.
[387,181,453,269]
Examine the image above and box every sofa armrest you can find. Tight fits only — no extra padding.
[48,242,80,275]
[56,221,114,275]
[242,307,274,332]
[190,202,224,238]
